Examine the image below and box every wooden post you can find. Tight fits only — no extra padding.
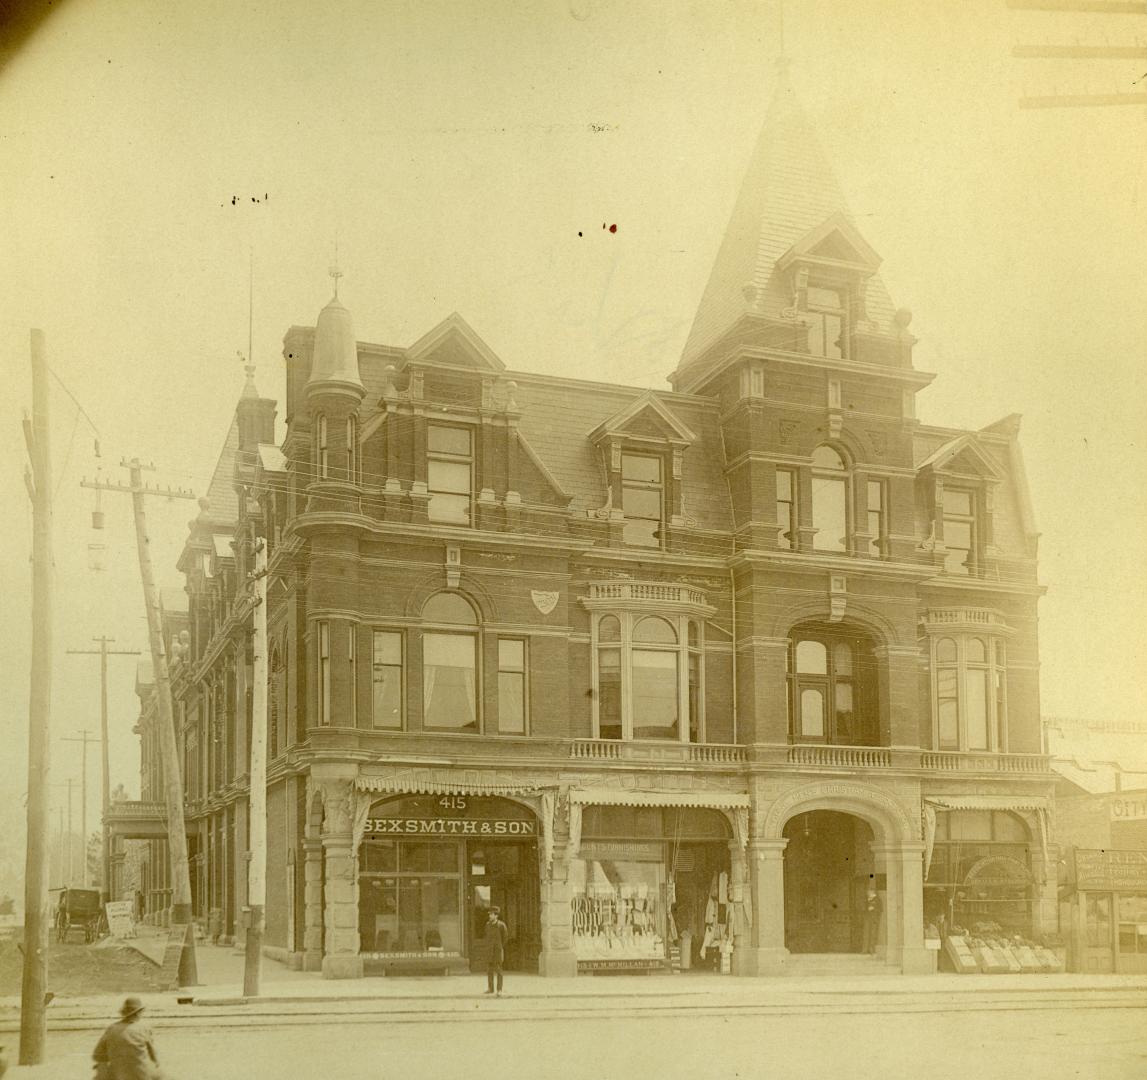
[244,539,268,996]
[62,730,97,886]
[20,328,53,1065]
[67,638,140,901]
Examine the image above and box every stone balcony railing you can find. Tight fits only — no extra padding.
[568,740,1049,774]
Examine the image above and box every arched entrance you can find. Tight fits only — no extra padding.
[783,811,875,954]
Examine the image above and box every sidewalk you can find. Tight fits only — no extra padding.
[3,929,1145,1024]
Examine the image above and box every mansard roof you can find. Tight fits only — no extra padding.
[674,73,898,391]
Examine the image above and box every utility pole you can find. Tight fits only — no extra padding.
[82,460,198,985]
[20,328,52,1066]
[67,638,140,901]
[243,538,268,996]
[62,730,98,886]
[65,778,76,882]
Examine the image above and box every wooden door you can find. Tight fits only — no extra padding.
[1082,893,1114,973]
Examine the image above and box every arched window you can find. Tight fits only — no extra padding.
[811,445,849,553]
[422,592,478,733]
[268,644,283,759]
[788,624,877,745]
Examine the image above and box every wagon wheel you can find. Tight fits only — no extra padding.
[54,912,66,943]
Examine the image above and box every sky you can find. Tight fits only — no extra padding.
[1,0,1145,879]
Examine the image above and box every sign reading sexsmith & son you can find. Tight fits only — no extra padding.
[362,794,537,838]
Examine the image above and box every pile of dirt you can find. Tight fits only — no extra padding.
[0,936,168,997]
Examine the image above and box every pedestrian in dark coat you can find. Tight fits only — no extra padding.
[92,997,160,1080]
[482,906,509,996]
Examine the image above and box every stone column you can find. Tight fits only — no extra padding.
[739,838,788,975]
[538,842,577,978]
[727,839,749,975]
[1030,840,1060,940]
[301,837,324,972]
[873,841,931,974]
[311,771,363,980]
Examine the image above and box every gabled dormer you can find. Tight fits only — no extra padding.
[918,433,1006,578]
[393,312,508,410]
[776,213,885,362]
[588,391,697,549]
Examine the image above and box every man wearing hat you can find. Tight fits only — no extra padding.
[482,905,509,997]
[92,997,160,1079]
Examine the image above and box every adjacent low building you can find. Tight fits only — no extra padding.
[123,69,1055,978]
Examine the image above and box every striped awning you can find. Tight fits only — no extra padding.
[569,789,750,810]
[356,775,544,797]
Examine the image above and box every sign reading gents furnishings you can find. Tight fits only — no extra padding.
[363,794,537,837]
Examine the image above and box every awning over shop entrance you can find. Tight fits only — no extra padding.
[567,788,751,854]
[923,794,1050,880]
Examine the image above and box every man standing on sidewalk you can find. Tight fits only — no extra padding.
[483,906,508,997]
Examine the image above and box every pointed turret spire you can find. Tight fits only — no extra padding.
[671,71,898,392]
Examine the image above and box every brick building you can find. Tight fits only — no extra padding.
[127,72,1055,978]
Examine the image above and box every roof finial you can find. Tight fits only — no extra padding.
[329,234,343,300]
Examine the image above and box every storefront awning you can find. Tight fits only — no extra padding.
[923,795,1051,882]
[356,775,544,797]
[568,789,750,810]
[567,789,750,856]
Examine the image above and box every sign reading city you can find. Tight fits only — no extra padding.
[1074,848,1147,892]
[362,794,536,838]
[1109,792,1147,823]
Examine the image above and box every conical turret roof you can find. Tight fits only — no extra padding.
[307,292,363,396]
[673,72,898,391]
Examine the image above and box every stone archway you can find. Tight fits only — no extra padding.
[742,782,930,976]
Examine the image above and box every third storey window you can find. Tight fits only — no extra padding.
[807,285,847,359]
[427,424,473,526]
[811,445,849,553]
[621,453,664,548]
[942,488,977,575]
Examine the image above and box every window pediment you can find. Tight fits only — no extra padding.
[918,434,1004,483]
[402,312,506,374]
[587,391,697,450]
[777,212,883,278]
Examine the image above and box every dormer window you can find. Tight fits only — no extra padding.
[807,285,847,359]
[942,488,977,575]
[427,424,473,526]
[621,453,664,548]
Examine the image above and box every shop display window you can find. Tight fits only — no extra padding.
[359,838,462,955]
[570,856,665,962]
[1118,894,1147,954]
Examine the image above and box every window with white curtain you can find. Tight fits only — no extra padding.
[422,592,479,733]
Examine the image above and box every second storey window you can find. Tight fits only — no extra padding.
[427,424,473,525]
[811,445,848,553]
[592,613,704,742]
[942,488,977,575]
[422,592,478,732]
[372,631,403,729]
[788,624,877,746]
[497,639,527,735]
[933,635,1006,751]
[621,453,663,548]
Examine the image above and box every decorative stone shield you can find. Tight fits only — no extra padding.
[531,590,559,615]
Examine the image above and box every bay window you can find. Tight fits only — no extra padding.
[932,634,1007,751]
[592,612,705,742]
[372,630,403,729]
